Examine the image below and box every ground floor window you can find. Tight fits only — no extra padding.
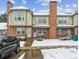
[16,28,27,35]
[16,27,32,38]
[33,28,49,39]
[58,28,71,37]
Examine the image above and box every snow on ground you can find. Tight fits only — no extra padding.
[32,39,78,47]
[32,39,78,59]
[41,48,78,59]
[20,41,26,48]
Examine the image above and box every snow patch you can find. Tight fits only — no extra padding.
[32,39,78,47]
[20,41,26,48]
[41,48,78,59]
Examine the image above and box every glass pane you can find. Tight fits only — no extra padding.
[22,17,24,20]
[16,28,26,35]
[18,17,21,20]
[17,31,20,34]
[22,31,25,34]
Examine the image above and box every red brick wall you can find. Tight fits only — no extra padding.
[49,1,57,39]
[8,26,16,36]
[7,1,13,10]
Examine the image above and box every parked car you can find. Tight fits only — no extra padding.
[0,35,20,59]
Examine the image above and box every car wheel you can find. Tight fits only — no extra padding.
[15,46,20,54]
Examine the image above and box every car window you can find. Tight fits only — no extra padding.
[0,35,4,40]
[2,36,8,42]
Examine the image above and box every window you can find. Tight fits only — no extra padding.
[58,29,67,36]
[15,17,17,20]
[22,17,24,20]
[38,17,47,24]
[15,13,24,21]
[17,31,20,34]
[59,17,62,20]
[16,28,26,35]
[18,17,21,20]
[43,19,47,24]
[22,31,25,34]
[58,20,67,24]
[58,29,71,37]
[58,17,67,24]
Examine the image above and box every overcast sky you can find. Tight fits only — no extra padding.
[0,0,78,15]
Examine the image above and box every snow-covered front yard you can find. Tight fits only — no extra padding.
[32,39,78,59]
[20,41,26,48]
[41,48,78,59]
[32,39,78,47]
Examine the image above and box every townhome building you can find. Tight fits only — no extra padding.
[6,1,78,40]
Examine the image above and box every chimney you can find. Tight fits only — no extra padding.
[7,1,13,10]
[49,1,57,39]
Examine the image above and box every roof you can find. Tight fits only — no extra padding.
[57,13,74,16]
[57,25,75,28]
[33,25,49,28]
[34,13,49,16]
[10,6,29,10]
[34,12,76,16]
[6,6,30,14]
[0,23,7,30]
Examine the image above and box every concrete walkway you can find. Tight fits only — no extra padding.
[7,51,25,59]
[25,50,43,59]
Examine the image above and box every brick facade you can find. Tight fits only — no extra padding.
[49,1,57,39]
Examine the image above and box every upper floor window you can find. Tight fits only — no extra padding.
[18,17,21,20]
[58,20,67,24]
[37,17,48,24]
[15,13,24,21]
[58,17,68,24]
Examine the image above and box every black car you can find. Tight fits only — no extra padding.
[0,35,20,59]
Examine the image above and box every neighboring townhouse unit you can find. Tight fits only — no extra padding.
[57,13,77,37]
[33,13,49,39]
[33,12,78,38]
[6,1,78,39]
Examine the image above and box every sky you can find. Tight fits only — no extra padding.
[0,0,78,15]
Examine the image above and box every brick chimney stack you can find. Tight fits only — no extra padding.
[7,1,13,10]
[49,1,57,39]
